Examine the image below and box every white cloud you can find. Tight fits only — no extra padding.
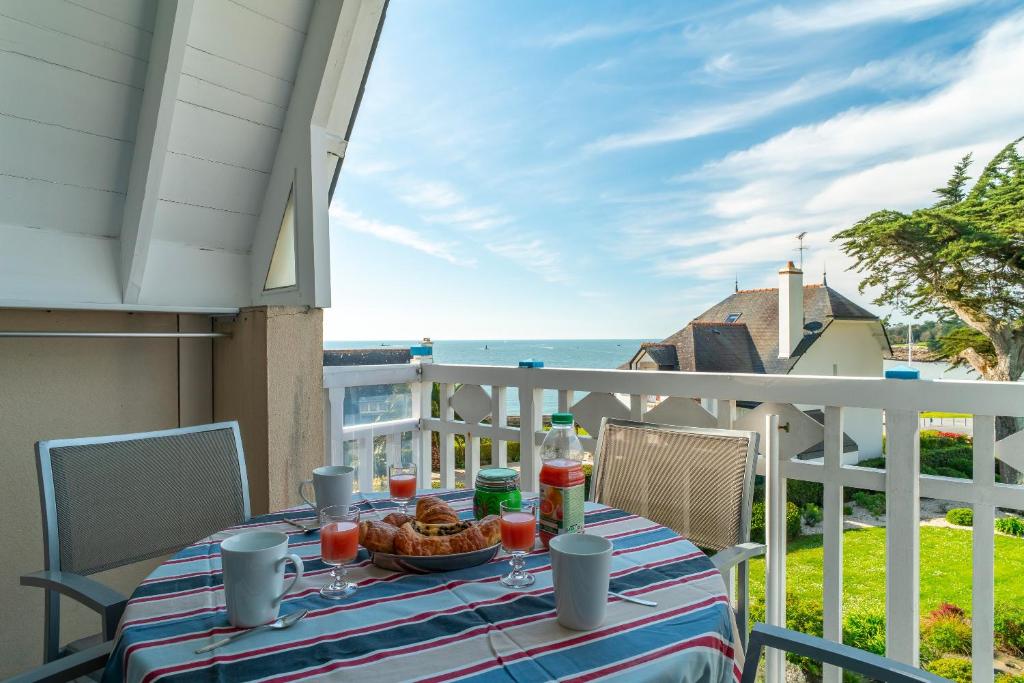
[396,179,464,210]
[486,237,569,283]
[586,50,958,153]
[710,12,1024,177]
[539,17,683,48]
[757,0,976,35]
[330,204,467,265]
[427,206,513,232]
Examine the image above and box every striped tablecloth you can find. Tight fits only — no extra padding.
[103,490,740,683]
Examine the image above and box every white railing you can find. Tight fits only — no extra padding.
[323,357,1024,683]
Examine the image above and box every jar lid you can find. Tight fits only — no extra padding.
[475,467,520,490]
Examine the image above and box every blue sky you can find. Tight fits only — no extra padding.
[326,0,1023,341]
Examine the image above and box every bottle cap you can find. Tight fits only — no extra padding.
[551,412,574,425]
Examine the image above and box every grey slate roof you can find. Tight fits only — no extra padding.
[629,284,882,375]
[636,343,679,369]
[323,348,411,366]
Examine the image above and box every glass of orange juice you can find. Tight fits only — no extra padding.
[388,463,417,515]
[499,500,537,588]
[319,504,360,599]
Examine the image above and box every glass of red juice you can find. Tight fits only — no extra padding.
[388,463,417,515]
[499,500,537,588]
[319,504,360,599]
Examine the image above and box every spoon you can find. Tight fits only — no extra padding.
[283,517,319,534]
[195,609,308,654]
[610,591,658,607]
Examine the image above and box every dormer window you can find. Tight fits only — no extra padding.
[725,313,741,323]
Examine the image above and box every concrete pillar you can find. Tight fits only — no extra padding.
[213,306,324,515]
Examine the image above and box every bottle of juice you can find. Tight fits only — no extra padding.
[538,412,585,549]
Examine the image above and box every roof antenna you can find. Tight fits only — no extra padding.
[734,273,739,293]
[795,232,808,269]
[823,262,828,287]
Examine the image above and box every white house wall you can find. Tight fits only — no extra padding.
[0,0,385,312]
[790,320,886,458]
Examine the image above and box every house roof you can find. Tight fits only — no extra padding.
[626,284,886,374]
[323,348,412,367]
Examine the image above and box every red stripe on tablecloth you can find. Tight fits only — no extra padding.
[378,594,731,683]
[256,571,725,683]
[128,545,708,680]
[560,632,735,682]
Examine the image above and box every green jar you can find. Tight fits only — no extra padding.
[474,467,521,519]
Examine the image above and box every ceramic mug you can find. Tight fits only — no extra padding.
[549,533,613,631]
[221,531,304,627]
[299,465,354,514]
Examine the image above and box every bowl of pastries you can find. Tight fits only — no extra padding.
[359,496,502,573]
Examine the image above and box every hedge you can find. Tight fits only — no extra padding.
[945,508,973,526]
[750,501,801,543]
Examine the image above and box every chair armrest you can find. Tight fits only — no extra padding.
[741,623,946,683]
[6,640,113,683]
[711,542,766,572]
[21,571,127,640]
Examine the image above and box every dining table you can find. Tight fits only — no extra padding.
[102,489,742,683]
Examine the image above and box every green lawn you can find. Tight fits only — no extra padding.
[748,526,1024,615]
[921,411,972,419]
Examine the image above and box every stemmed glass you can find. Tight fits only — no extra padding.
[389,463,417,515]
[499,500,537,588]
[319,504,360,599]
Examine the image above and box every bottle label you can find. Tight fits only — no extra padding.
[538,482,585,537]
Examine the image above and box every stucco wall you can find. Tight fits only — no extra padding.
[0,309,212,676]
[791,320,886,458]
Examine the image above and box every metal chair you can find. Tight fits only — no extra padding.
[742,623,949,683]
[591,418,764,642]
[19,421,251,679]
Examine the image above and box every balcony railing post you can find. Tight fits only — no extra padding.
[519,383,543,492]
[411,352,434,489]
[715,398,734,429]
[885,408,920,665]
[326,387,345,467]
[973,414,996,683]
[822,405,844,683]
[492,386,508,468]
[439,383,456,489]
[764,413,786,683]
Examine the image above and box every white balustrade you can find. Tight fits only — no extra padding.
[322,360,1024,682]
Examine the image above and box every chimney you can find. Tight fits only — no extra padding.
[778,261,803,358]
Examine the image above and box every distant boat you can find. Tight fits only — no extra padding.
[484,345,489,350]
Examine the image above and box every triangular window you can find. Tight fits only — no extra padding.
[264,185,297,290]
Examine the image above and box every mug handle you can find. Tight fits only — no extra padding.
[274,553,304,604]
[298,480,316,509]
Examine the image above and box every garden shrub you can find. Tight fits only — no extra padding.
[750,501,801,543]
[920,603,972,662]
[857,457,885,469]
[749,594,824,674]
[995,674,1024,683]
[802,503,823,526]
[843,504,853,515]
[788,479,824,507]
[851,490,886,516]
[945,508,974,526]
[996,517,1024,537]
[843,610,886,655]
[996,608,1024,657]
[926,657,972,683]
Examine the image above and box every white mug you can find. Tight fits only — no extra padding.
[299,465,354,514]
[549,533,613,631]
[221,531,305,628]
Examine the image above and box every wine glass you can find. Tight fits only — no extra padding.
[499,500,537,588]
[388,463,417,515]
[319,504,360,599]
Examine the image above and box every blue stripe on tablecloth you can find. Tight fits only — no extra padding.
[115,522,684,651]
[147,555,715,683]
[451,601,736,683]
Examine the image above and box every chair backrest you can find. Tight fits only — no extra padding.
[591,418,758,552]
[36,422,250,575]
[742,623,949,683]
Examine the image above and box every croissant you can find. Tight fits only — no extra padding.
[415,496,460,525]
[393,515,501,556]
[358,520,398,553]
[382,512,413,528]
